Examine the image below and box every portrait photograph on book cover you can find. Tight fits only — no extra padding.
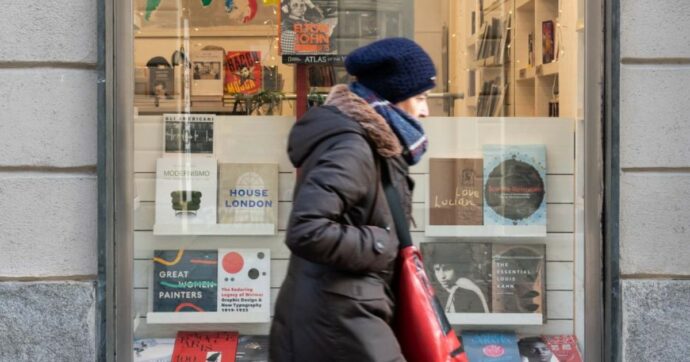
[483,145,547,226]
[420,242,492,314]
[279,0,338,55]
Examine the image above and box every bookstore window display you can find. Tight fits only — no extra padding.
[122,0,592,360]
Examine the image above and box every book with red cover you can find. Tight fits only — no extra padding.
[543,335,583,362]
[224,51,262,95]
[172,331,239,362]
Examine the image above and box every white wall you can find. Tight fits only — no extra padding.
[619,1,690,360]
[0,1,98,360]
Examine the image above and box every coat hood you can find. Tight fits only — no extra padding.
[287,84,402,168]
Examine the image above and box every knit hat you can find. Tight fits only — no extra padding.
[345,38,437,104]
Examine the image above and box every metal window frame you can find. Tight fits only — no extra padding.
[100,0,612,360]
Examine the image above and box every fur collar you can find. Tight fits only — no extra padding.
[325,84,402,158]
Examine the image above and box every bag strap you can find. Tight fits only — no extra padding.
[380,158,413,249]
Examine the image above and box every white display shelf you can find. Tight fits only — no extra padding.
[425,225,547,238]
[448,313,543,325]
[147,312,269,324]
[153,223,276,236]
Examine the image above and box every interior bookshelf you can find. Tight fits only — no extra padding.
[450,0,579,118]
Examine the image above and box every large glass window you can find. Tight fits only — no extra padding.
[123,0,591,360]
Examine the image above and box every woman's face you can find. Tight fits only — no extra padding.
[433,264,456,290]
[289,0,307,17]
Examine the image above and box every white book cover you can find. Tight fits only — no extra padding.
[155,157,218,226]
[191,50,224,96]
[217,248,271,322]
[218,163,279,235]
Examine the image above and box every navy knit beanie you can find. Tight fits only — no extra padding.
[345,37,437,104]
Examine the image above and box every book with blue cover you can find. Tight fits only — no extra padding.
[483,145,547,226]
[461,331,520,361]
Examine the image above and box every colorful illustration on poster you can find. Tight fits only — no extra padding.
[225,51,262,95]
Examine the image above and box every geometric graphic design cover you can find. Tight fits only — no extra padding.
[483,145,547,226]
[491,244,546,317]
[150,248,270,323]
[461,330,521,362]
[155,157,218,226]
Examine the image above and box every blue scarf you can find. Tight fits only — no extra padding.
[349,82,428,165]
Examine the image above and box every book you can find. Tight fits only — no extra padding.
[429,158,484,226]
[542,20,555,64]
[163,114,214,154]
[235,335,269,362]
[420,242,492,314]
[461,331,521,361]
[133,339,175,362]
[172,331,239,362]
[218,163,279,234]
[147,56,174,98]
[192,50,225,97]
[280,0,338,56]
[483,145,547,226]
[151,248,271,323]
[225,51,262,95]
[542,335,583,362]
[154,157,218,226]
[492,244,546,316]
[153,250,219,313]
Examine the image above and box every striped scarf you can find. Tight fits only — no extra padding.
[349,82,428,165]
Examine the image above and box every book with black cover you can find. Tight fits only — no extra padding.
[491,244,546,316]
[461,331,521,361]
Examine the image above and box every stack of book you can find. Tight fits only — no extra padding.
[476,77,507,117]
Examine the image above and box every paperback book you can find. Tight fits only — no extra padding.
[542,335,583,362]
[461,331,521,361]
[483,145,547,226]
[171,331,238,362]
[154,157,217,226]
[279,0,338,57]
[218,163,279,234]
[225,51,262,95]
[151,248,271,323]
[420,242,492,314]
[163,113,214,154]
[236,335,269,362]
[492,244,546,316]
[429,158,484,226]
[192,50,225,97]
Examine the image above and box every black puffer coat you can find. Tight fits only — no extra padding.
[270,85,414,362]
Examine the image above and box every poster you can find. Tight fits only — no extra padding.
[279,0,338,56]
[225,51,262,95]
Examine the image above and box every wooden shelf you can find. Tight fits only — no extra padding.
[448,313,543,326]
[425,225,547,238]
[147,312,269,324]
[518,66,537,80]
[537,61,559,77]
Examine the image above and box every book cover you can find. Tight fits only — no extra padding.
[153,250,219,313]
[192,50,225,96]
[147,62,174,98]
[279,0,338,55]
[151,248,271,322]
[420,242,492,313]
[155,157,218,226]
[217,249,271,320]
[164,114,214,154]
[542,335,583,362]
[218,163,278,233]
[172,331,239,362]
[491,244,546,315]
[133,339,175,362]
[236,335,269,362]
[429,158,483,226]
[542,20,555,64]
[225,51,262,95]
[483,145,547,226]
[461,331,521,361]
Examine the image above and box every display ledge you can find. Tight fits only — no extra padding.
[425,225,546,237]
[536,62,559,77]
[147,312,269,324]
[518,66,537,80]
[447,313,543,325]
[153,223,276,236]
